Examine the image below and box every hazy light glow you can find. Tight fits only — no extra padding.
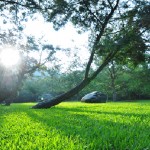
[24,18,90,72]
[0,48,20,68]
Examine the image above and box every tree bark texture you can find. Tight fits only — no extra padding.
[32,78,91,108]
[32,49,118,109]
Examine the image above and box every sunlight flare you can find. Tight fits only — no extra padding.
[0,48,20,68]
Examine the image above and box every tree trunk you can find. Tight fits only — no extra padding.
[32,0,120,109]
[32,52,118,108]
[32,78,91,109]
[108,61,117,101]
[32,43,119,109]
[112,90,117,101]
[112,80,117,101]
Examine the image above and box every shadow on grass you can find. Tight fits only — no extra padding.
[1,103,150,149]
[54,106,150,118]
[24,105,150,149]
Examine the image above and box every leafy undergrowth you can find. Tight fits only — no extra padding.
[0,101,150,150]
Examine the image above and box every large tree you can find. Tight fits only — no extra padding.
[0,21,56,103]
[0,0,149,108]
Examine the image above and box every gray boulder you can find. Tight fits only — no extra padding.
[81,91,107,103]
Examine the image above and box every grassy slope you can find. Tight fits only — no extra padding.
[0,101,150,150]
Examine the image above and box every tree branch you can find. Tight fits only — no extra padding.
[1,0,42,10]
[83,0,103,26]
[84,0,120,79]
[90,49,119,81]
[107,0,113,9]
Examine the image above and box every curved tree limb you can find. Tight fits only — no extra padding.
[32,0,120,109]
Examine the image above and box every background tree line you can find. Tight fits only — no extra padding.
[15,60,150,103]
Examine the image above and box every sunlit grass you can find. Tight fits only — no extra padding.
[0,101,150,150]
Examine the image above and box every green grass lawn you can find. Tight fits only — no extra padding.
[0,101,150,150]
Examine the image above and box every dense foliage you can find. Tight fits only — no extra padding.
[16,62,150,103]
